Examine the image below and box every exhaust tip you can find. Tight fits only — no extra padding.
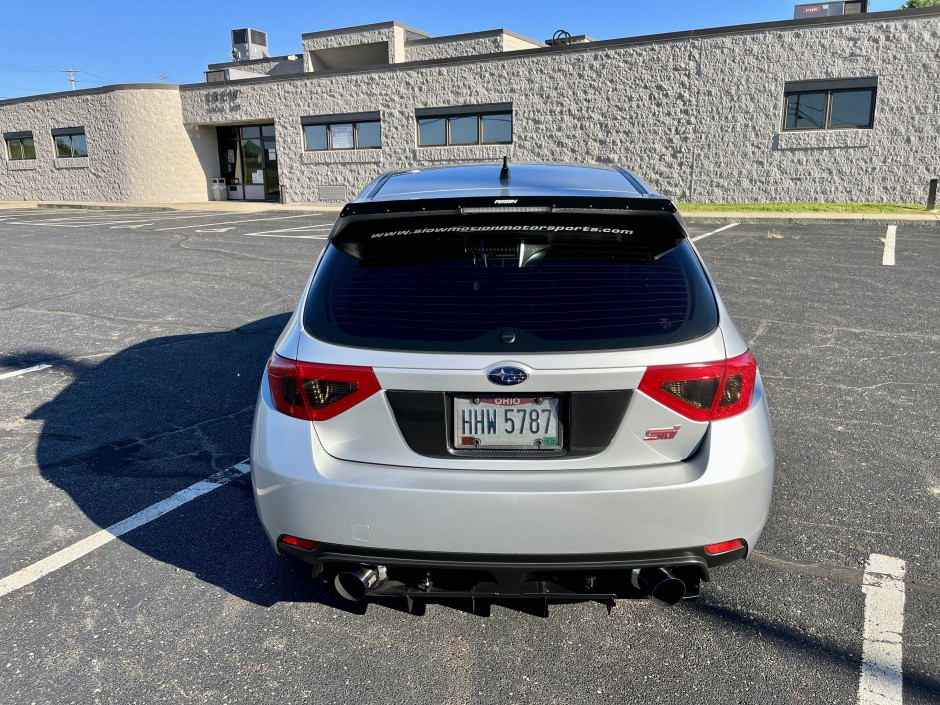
[631,567,687,607]
[334,565,387,601]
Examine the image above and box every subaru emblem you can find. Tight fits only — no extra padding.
[487,366,528,386]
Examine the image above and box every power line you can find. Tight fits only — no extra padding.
[0,62,62,73]
[81,69,113,82]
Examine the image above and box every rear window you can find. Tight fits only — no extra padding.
[303,213,718,353]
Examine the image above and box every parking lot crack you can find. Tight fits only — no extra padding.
[752,552,940,598]
[13,307,232,332]
[761,375,930,392]
[735,315,940,342]
[172,233,290,263]
[35,405,255,474]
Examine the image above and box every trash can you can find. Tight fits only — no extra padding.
[210,178,228,201]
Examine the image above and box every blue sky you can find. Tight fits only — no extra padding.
[0,0,904,98]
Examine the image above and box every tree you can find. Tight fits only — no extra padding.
[900,0,940,8]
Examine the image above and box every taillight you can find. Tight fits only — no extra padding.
[638,350,757,422]
[280,535,317,550]
[704,539,745,555]
[266,353,380,421]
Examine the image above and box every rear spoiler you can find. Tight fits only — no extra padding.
[338,195,678,219]
[330,195,689,258]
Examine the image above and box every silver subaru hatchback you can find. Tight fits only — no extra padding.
[250,162,774,607]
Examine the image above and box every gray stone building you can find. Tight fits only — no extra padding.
[1,7,938,204]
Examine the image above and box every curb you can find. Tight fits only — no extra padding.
[683,214,940,227]
[36,203,175,212]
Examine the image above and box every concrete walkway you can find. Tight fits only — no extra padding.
[683,210,940,225]
[1,200,937,223]
[0,200,343,214]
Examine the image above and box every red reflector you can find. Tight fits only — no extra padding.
[281,535,317,550]
[637,350,758,422]
[704,539,745,555]
[266,353,381,421]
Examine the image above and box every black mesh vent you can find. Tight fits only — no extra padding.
[567,390,633,454]
[386,390,632,460]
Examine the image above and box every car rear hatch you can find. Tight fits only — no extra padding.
[287,197,730,471]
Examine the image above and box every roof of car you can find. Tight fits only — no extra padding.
[360,162,654,202]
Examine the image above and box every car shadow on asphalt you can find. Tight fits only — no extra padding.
[6,315,329,608]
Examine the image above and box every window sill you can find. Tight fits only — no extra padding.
[775,129,872,150]
[299,150,382,165]
[6,159,39,171]
[53,157,90,169]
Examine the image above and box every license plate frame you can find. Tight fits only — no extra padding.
[451,394,564,451]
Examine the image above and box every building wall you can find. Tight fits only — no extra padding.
[2,12,939,204]
[0,86,212,202]
[302,24,413,67]
[405,35,506,62]
[180,12,940,204]
[208,58,305,78]
[502,34,545,52]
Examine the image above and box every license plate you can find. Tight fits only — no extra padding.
[453,396,562,450]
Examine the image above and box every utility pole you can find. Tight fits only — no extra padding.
[63,67,80,90]
[157,74,166,83]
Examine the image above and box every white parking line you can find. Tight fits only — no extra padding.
[691,223,739,242]
[0,363,51,381]
[7,219,153,228]
[882,225,897,266]
[154,214,319,231]
[244,225,332,238]
[248,233,329,240]
[858,553,906,705]
[0,462,250,598]
[37,212,250,224]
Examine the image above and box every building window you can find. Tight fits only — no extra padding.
[51,127,88,158]
[301,112,381,151]
[782,78,876,131]
[4,131,35,160]
[416,104,512,147]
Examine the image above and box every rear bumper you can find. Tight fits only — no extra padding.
[279,540,747,599]
[250,378,775,557]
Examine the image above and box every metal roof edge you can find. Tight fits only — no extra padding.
[0,83,180,108]
[406,28,543,47]
[301,21,430,40]
[208,55,301,69]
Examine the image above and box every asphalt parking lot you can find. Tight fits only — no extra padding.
[0,207,937,705]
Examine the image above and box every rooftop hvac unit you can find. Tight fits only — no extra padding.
[793,0,868,20]
[231,28,269,61]
[794,1,868,19]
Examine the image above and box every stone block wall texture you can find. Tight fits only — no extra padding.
[0,86,213,202]
[405,35,505,63]
[404,32,541,62]
[180,13,940,204]
[2,12,939,204]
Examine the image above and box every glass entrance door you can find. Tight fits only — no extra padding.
[216,124,279,201]
[262,124,279,201]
